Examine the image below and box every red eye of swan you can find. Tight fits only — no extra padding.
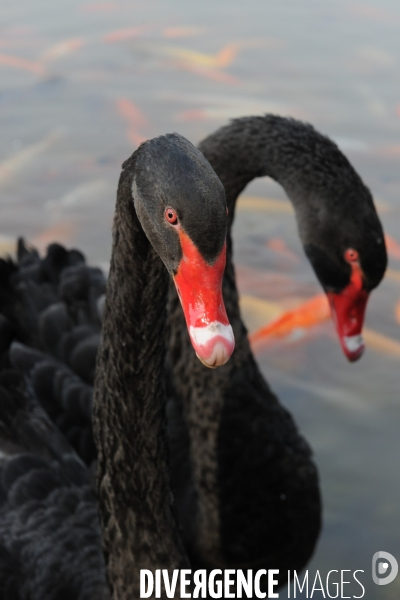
[344,248,359,263]
[165,207,178,225]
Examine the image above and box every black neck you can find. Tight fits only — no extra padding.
[93,153,186,599]
[198,115,370,242]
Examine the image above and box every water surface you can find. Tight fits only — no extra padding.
[1,1,400,597]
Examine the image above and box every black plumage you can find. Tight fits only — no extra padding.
[0,240,104,465]
[0,369,108,600]
[0,117,387,597]
[166,115,386,582]
[0,132,232,598]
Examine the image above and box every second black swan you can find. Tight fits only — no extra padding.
[167,115,386,577]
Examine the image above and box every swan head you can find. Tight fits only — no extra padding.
[132,133,235,368]
[303,206,387,362]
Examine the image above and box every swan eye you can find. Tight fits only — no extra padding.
[344,248,359,263]
[165,207,178,225]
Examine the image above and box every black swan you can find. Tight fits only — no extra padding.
[0,132,233,598]
[166,115,387,577]
[0,116,387,590]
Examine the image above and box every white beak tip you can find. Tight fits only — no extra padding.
[342,334,365,361]
[190,322,235,368]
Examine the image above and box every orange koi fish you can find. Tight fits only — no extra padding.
[116,97,147,128]
[378,145,400,156]
[104,25,150,43]
[165,43,240,68]
[173,62,237,84]
[266,238,300,262]
[384,234,400,260]
[213,43,240,68]
[0,52,45,76]
[116,98,148,146]
[163,43,240,84]
[41,38,84,62]
[249,294,330,345]
[247,293,400,359]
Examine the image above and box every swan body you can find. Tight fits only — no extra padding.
[0,132,232,598]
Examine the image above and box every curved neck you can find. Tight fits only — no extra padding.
[93,153,186,599]
[198,115,366,245]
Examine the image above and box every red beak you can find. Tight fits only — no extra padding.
[173,231,235,368]
[326,262,369,362]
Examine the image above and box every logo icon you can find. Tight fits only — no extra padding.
[372,552,398,586]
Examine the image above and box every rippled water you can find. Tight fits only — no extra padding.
[1,1,400,597]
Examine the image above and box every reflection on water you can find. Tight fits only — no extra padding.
[1,1,400,597]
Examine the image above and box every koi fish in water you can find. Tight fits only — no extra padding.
[249,294,330,346]
[0,52,45,76]
[40,38,85,62]
[384,234,400,261]
[246,293,400,359]
[104,25,151,43]
[164,43,240,68]
[266,237,300,263]
[116,98,148,146]
[162,43,240,84]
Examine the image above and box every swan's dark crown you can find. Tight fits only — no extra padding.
[296,156,387,293]
[132,133,227,273]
